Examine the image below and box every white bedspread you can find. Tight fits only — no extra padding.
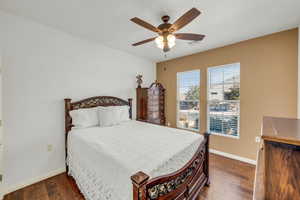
[68,120,203,200]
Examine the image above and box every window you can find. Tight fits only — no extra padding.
[207,63,240,138]
[177,70,200,131]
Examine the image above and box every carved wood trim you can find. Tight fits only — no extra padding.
[136,81,166,126]
[131,133,210,200]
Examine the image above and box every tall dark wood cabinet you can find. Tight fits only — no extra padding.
[147,82,166,125]
[136,81,165,125]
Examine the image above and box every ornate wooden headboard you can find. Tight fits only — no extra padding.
[64,96,132,172]
[64,96,132,134]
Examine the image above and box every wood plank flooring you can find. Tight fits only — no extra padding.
[4,154,255,200]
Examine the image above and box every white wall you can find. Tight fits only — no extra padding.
[298,27,300,118]
[0,55,3,200]
[0,11,155,195]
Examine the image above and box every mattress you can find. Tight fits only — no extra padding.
[67,120,203,200]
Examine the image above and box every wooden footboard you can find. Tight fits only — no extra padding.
[131,133,210,200]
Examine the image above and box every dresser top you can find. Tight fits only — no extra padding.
[262,116,300,146]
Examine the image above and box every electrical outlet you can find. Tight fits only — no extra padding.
[47,144,53,152]
[255,136,261,143]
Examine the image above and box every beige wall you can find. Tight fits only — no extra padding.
[157,28,298,160]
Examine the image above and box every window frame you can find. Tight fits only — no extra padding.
[206,63,240,139]
[176,69,201,132]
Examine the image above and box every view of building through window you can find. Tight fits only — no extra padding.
[177,70,200,131]
[207,63,240,137]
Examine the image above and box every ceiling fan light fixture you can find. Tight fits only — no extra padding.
[155,35,164,49]
[167,34,176,48]
[155,34,176,50]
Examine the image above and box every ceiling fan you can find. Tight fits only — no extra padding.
[130,8,205,52]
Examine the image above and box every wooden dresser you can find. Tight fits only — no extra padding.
[136,81,165,125]
[253,117,300,200]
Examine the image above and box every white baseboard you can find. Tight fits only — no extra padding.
[1,167,65,196]
[209,149,257,165]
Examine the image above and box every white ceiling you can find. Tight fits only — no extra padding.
[0,0,299,62]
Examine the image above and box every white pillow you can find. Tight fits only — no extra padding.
[98,106,130,127]
[98,106,120,127]
[70,107,99,128]
[118,106,130,122]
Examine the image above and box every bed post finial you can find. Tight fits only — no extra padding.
[65,98,71,103]
[128,98,133,119]
[131,171,149,200]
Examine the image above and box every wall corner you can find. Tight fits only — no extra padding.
[297,24,300,119]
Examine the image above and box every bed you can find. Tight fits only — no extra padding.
[64,96,210,200]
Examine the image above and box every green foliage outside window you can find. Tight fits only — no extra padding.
[224,87,240,100]
[185,86,200,100]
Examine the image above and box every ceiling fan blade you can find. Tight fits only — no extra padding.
[131,17,160,33]
[170,8,201,32]
[175,33,205,41]
[132,37,156,46]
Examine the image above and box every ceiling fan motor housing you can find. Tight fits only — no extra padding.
[158,15,173,33]
[157,23,172,33]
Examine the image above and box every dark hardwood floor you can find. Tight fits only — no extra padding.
[197,154,255,200]
[4,154,255,200]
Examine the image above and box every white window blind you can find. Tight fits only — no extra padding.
[177,70,200,131]
[207,63,240,138]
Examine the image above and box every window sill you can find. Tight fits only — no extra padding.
[177,126,199,133]
[210,132,240,139]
